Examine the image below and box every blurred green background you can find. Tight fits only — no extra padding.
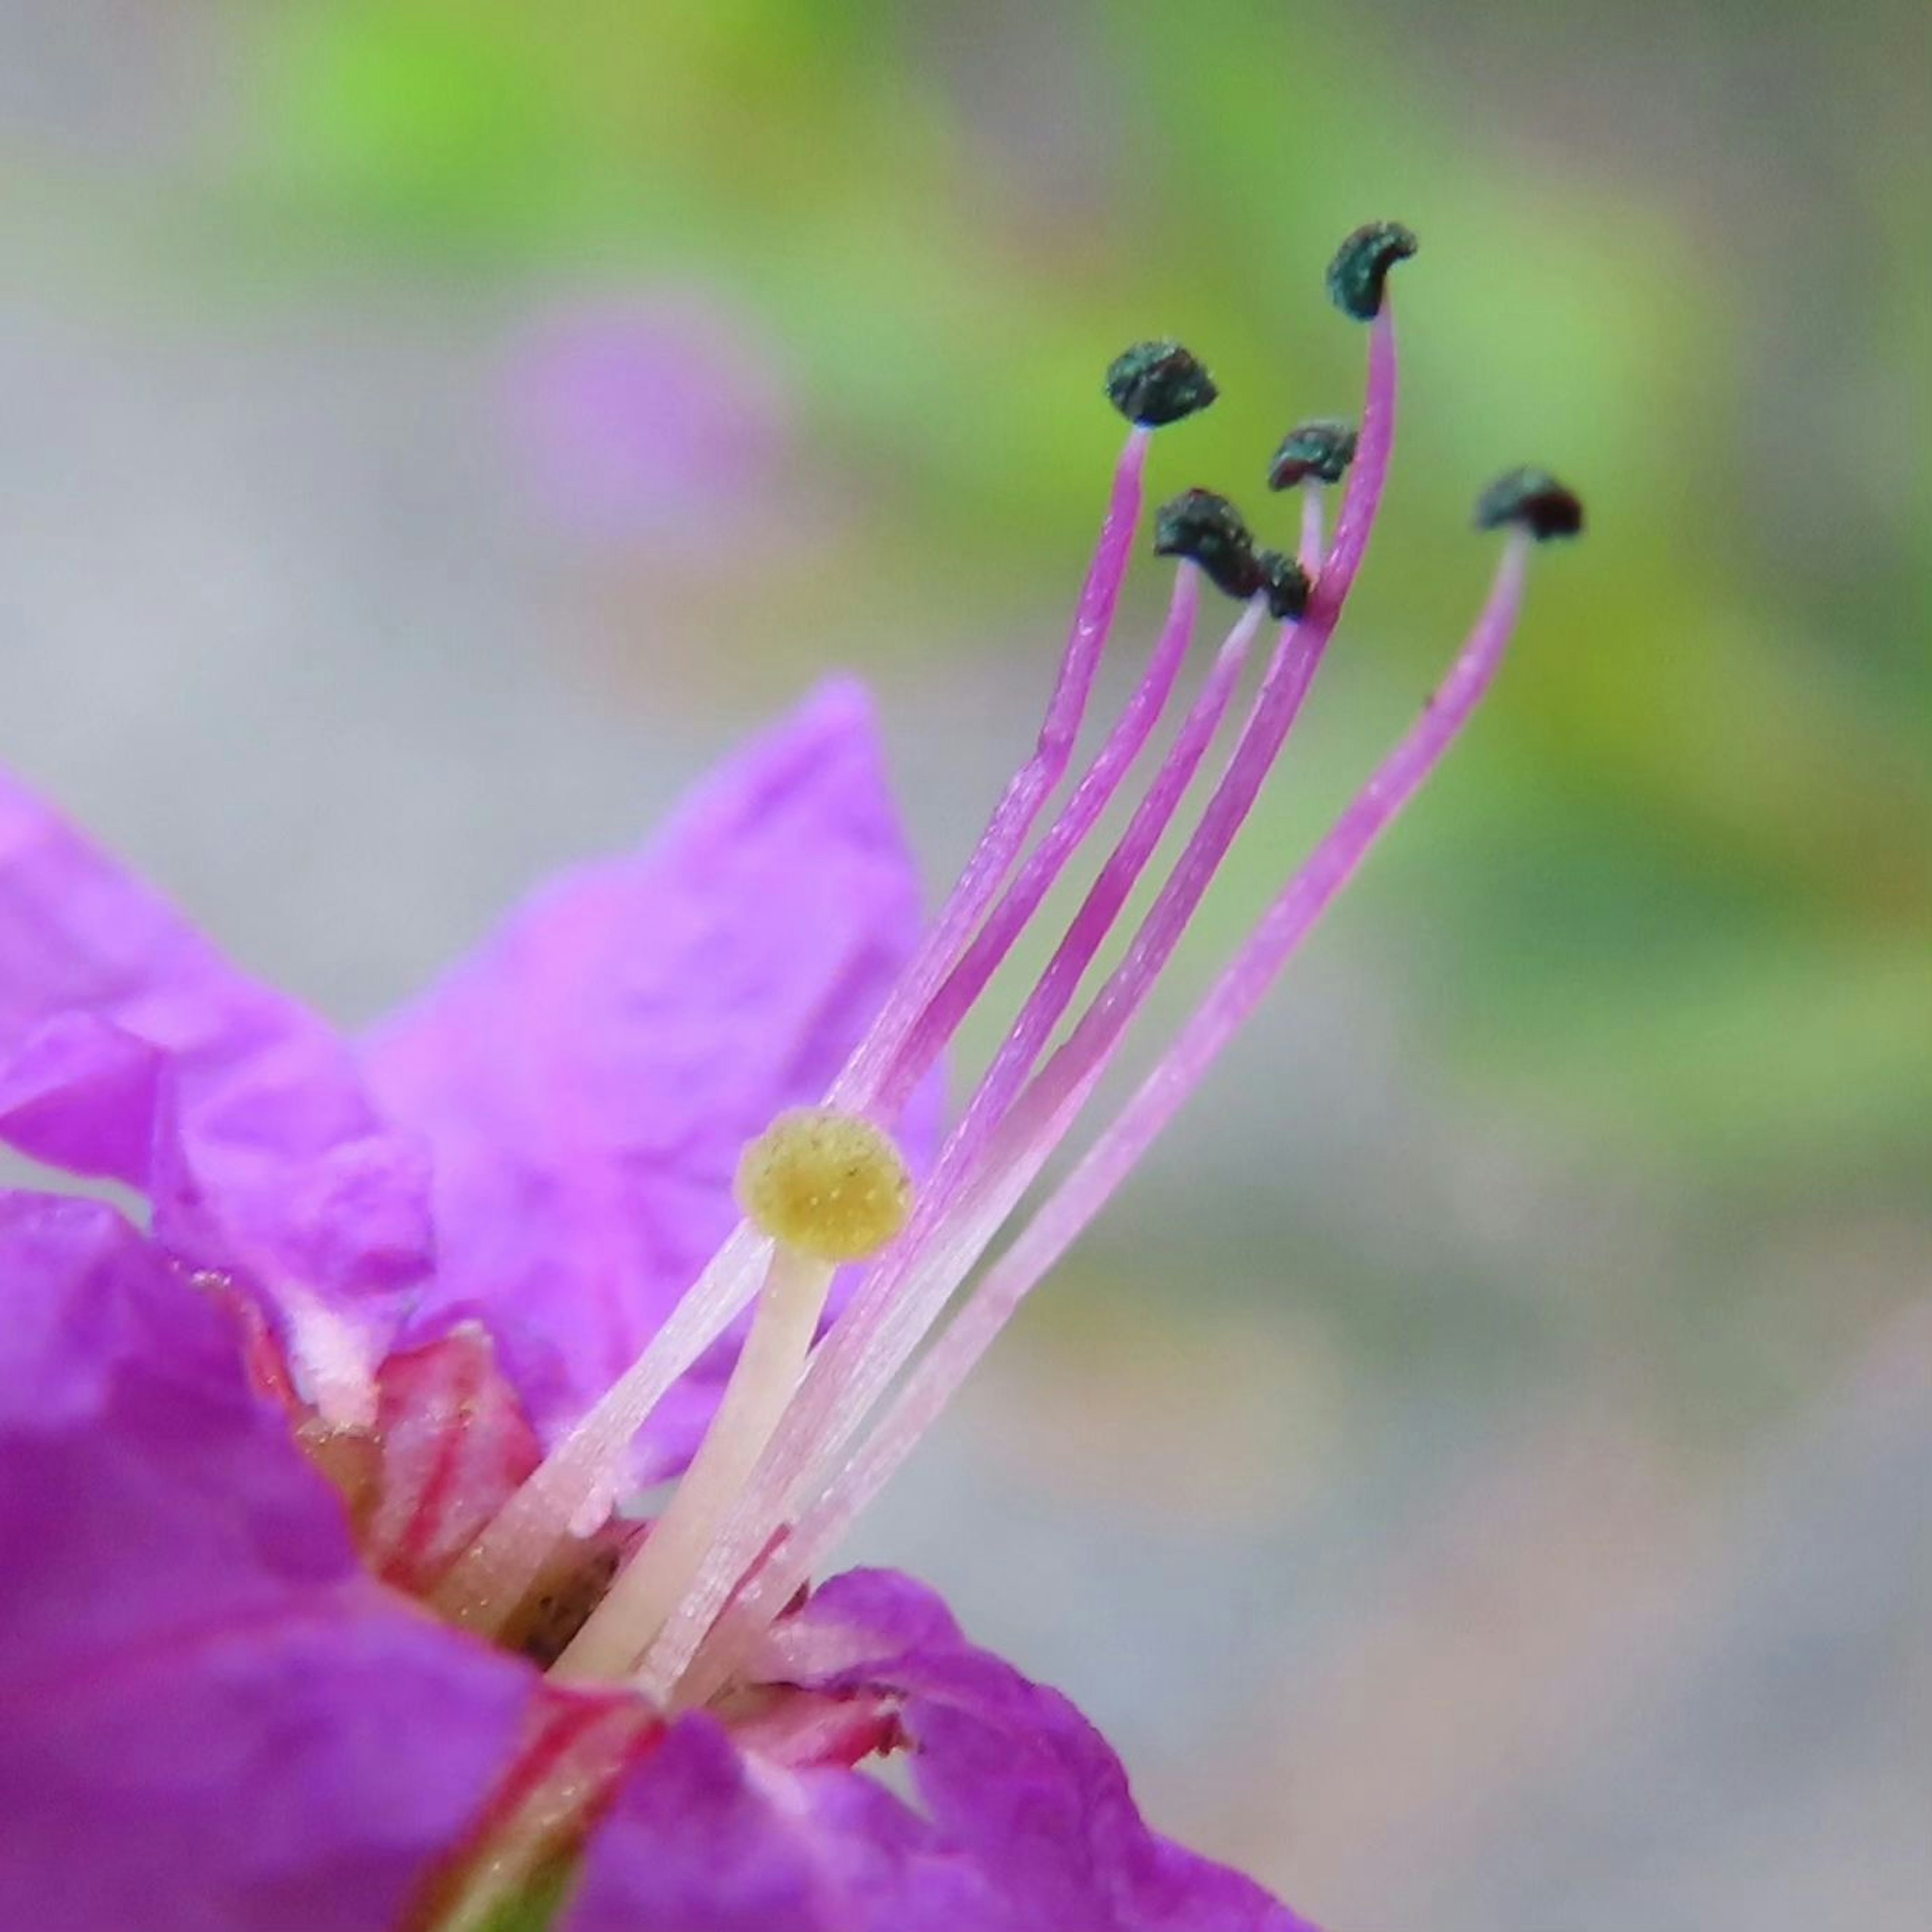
[4,2,1927,1925]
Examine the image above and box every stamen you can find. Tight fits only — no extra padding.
[997,308,1406,1141]
[1267,418,1358,490]
[827,425,1153,1111]
[435,428,1150,1634]
[1476,466,1585,540]
[1257,549,1313,621]
[1268,418,1358,573]
[638,589,1271,1700]
[684,486,1575,1701]
[1153,488,1266,602]
[446,229,1412,1671]
[1299,485,1327,573]
[871,565,1200,1119]
[1104,340,1220,427]
[642,279,1408,1692]
[1326,219,1419,322]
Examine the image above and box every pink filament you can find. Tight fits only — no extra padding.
[870,561,1200,1120]
[645,309,1405,1689]
[789,600,1266,1435]
[1015,306,1401,1126]
[441,430,1149,1630]
[639,593,1263,1690]
[1300,481,1326,571]
[687,530,1533,1697]
[802,303,1403,1447]
[829,427,1150,1114]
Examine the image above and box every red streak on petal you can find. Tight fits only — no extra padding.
[196,1269,300,1407]
[403,1684,661,1932]
[715,1682,906,1769]
[363,1327,544,1596]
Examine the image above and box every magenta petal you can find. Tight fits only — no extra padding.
[566,1715,1010,1932]
[0,1191,356,1666]
[0,770,431,1300]
[362,681,932,1458]
[0,1606,532,1932]
[0,1191,538,1929]
[0,1011,164,1177]
[903,1658,1311,1932]
[787,1565,969,1659]
[778,1570,1319,1932]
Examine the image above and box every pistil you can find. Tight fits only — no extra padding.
[552,1109,911,1681]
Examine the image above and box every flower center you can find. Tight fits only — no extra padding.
[546,1109,913,1683]
[169,216,1585,1932]
[269,218,1578,1755]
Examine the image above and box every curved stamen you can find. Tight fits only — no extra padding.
[436,431,1148,1634]
[795,305,1399,1475]
[870,561,1200,1120]
[829,426,1151,1112]
[641,303,1405,1692]
[639,592,1267,1694]
[683,527,1536,1701]
[794,598,1268,1426]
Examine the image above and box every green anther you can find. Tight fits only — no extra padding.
[1326,222,1418,322]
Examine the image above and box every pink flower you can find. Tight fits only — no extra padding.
[0,223,1578,1929]
[509,292,792,539]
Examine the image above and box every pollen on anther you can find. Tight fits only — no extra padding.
[1257,549,1313,620]
[1326,221,1418,323]
[736,1107,914,1263]
[1474,466,1585,540]
[1104,341,1219,427]
[1267,419,1358,490]
[1153,488,1265,602]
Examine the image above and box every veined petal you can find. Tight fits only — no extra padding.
[0,770,432,1301]
[0,1190,355,1662]
[903,1654,1309,1932]
[0,1607,533,1932]
[565,1714,1011,1932]
[362,681,933,1467]
[0,1192,537,1929]
[765,1571,1319,1932]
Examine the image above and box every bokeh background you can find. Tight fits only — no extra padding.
[4,2,1927,1925]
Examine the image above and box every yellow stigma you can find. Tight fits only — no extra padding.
[735,1107,913,1263]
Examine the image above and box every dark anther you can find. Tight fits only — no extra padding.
[1105,341,1219,427]
[1326,222,1419,323]
[1257,549,1313,620]
[1474,467,1585,541]
[1266,419,1359,490]
[1154,489,1265,601]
